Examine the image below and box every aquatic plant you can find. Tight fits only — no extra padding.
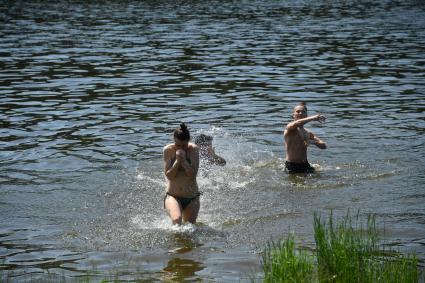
[261,234,314,283]
[314,211,419,283]
[260,211,422,283]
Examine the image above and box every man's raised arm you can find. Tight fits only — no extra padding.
[286,114,326,132]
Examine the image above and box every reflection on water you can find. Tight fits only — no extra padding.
[1,0,425,281]
[168,231,203,254]
[162,258,204,282]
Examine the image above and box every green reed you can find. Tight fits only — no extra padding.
[314,211,419,283]
[260,211,422,283]
[261,234,314,283]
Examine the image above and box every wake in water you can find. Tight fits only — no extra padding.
[131,215,197,234]
[70,127,399,252]
[135,127,285,224]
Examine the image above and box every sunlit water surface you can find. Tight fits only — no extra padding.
[1,0,424,281]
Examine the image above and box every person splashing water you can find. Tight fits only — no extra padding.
[194,134,226,166]
[284,102,327,173]
[163,123,200,225]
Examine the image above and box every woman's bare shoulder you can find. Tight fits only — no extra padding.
[188,142,198,149]
[187,143,199,156]
[163,144,175,153]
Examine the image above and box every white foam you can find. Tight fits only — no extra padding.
[170,223,197,234]
[131,215,197,234]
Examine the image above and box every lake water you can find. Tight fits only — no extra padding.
[1,0,424,281]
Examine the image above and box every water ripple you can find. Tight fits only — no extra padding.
[1,0,425,281]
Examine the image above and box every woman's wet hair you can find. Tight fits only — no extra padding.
[194,134,213,146]
[174,122,190,141]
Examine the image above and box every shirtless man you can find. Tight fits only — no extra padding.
[284,102,327,173]
[163,123,200,225]
[194,134,226,166]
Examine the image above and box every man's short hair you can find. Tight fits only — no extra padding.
[194,134,213,146]
[296,102,307,112]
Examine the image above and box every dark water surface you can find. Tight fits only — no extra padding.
[1,0,425,281]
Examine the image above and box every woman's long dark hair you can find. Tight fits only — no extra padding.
[174,123,190,141]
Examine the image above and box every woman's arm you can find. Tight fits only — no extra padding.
[181,145,199,178]
[164,146,180,180]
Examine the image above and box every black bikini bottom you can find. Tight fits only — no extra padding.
[164,192,200,210]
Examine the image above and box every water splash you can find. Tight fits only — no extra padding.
[130,214,196,234]
[136,170,164,186]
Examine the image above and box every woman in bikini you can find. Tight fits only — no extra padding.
[163,123,200,225]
